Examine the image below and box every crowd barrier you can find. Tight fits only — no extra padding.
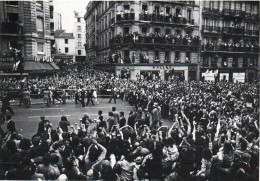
[0,89,114,100]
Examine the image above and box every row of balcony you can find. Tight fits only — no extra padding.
[202,61,257,68]
[203,8,259,19]
[139,14,194,25]
[202,44,259,53]
[111,13,195,25]
[0,21,23,35]
[109,34,200,49]
[106,59,190,64]
[202,26,259,36]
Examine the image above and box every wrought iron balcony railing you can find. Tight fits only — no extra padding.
[139,13,194,25]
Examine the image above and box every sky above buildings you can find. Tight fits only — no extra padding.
[53,0,90,32]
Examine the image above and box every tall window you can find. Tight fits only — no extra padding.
[142,5,148,11]
[175,51,180,61]
[65,47,69,53]
[224,1,230,9]
[166,7,170,14]
[78,50,81,55]
[36,17,44,31]
[36,1,43,9]
[37,42,44,53]
[155,50,159,61]
[77,18,81,22]
[78,42,82,47]
[65,39,68,44]
[142,27,147,34]
[165,51,170,61]
[187,9,191,20]
[123,27,130,35]
[77,26,81,31]
[155,6,160,14]
[213,1,219,9]
[78,34,81,38]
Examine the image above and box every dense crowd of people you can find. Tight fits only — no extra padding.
[0,65,259,180]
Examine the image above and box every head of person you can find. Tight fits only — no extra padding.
[7,120,16,132]
[108,112,113,118]
[61,116,68,122]
[202,147,212,161]
[40,115,45,121]
[19,138,31,150]
[98,110,102,115]
[112,107,116,112]
[120,112,124,117]
[223,140,233,154]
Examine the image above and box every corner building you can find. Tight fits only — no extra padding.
[85,1,200,81]
[200,1,259,82]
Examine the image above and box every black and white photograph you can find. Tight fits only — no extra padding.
[0,0,259,180]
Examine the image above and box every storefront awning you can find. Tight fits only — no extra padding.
[50,62,60,70]
[0,62,14,70]
[42,63,54,71]
[24,62,45,72]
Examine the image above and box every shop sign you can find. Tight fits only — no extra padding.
[34,56,53,62]
[152,65,173,70]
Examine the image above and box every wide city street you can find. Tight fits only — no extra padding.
[2,98,173,138]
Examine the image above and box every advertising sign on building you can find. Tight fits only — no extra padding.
[233,72,245,83]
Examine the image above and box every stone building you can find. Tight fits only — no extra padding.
[74,11,86,62]
[200,1,259,82]
[85,1,200,81]
[0,1,56,73]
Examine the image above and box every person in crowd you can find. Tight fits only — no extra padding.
[108,87,117,104]
[1,92,14,116]
[52,88,62,104]
[119,111,126,128]
[58,116,70,133]
[112,107,120,125]
[93,88,99,105]
[80,88,85,107]
[86,88,95,106]
[75,89,80,104]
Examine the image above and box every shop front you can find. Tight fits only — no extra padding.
[201,68,257,83]
[114,64,191,81]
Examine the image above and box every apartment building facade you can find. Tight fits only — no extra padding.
[85,1,200,81]
[201,1,259,82]
[0,1,57,73]
[74,11,86,61]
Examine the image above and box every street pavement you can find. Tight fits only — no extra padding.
[1,98,173,138]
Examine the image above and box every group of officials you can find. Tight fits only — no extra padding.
[75,88,98,107]
[75,87,118,107]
